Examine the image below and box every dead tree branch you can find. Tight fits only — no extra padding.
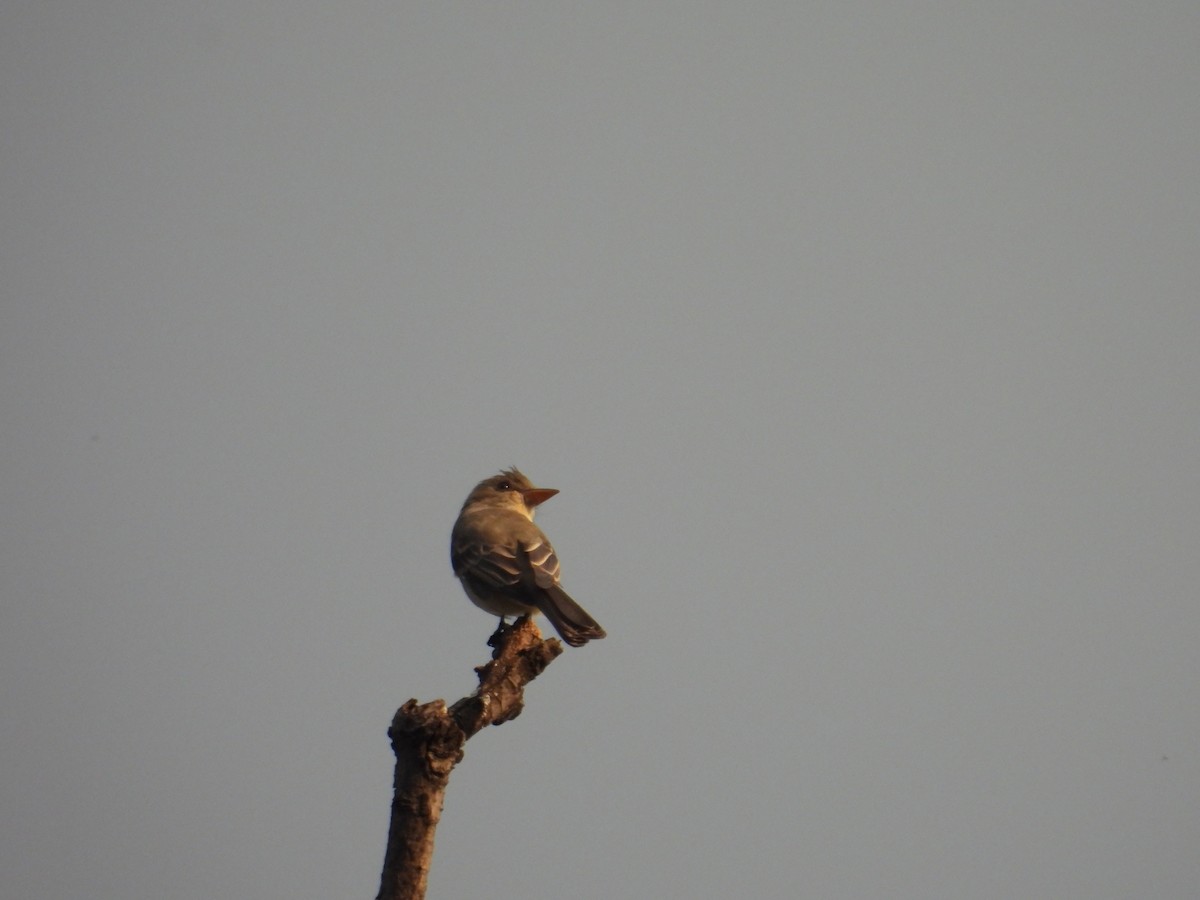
[375,617,563,900]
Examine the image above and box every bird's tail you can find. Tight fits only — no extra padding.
[536,585,606,648]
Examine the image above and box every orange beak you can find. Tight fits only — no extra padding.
[521,487,559,507]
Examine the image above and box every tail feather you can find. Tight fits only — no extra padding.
[536,585,606,647]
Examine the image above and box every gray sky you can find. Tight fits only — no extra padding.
[3,3,1198,898]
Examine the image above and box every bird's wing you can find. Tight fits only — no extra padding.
[521,535,562,590]
[451,537,523,590]
[451,533,561,593]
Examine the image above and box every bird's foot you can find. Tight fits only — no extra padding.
[487,616,511,648]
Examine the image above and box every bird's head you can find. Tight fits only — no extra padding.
[461,467,559,520]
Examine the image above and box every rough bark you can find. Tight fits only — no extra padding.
[375,616,563,900]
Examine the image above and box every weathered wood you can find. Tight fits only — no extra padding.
[375,617,563,900]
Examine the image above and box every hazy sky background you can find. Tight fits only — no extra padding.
[3,4,1198,898]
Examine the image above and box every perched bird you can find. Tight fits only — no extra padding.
[451,468,606,647]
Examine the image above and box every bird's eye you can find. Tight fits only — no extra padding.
[496,480,511,491]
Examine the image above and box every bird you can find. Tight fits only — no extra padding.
[451,468,606,647]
